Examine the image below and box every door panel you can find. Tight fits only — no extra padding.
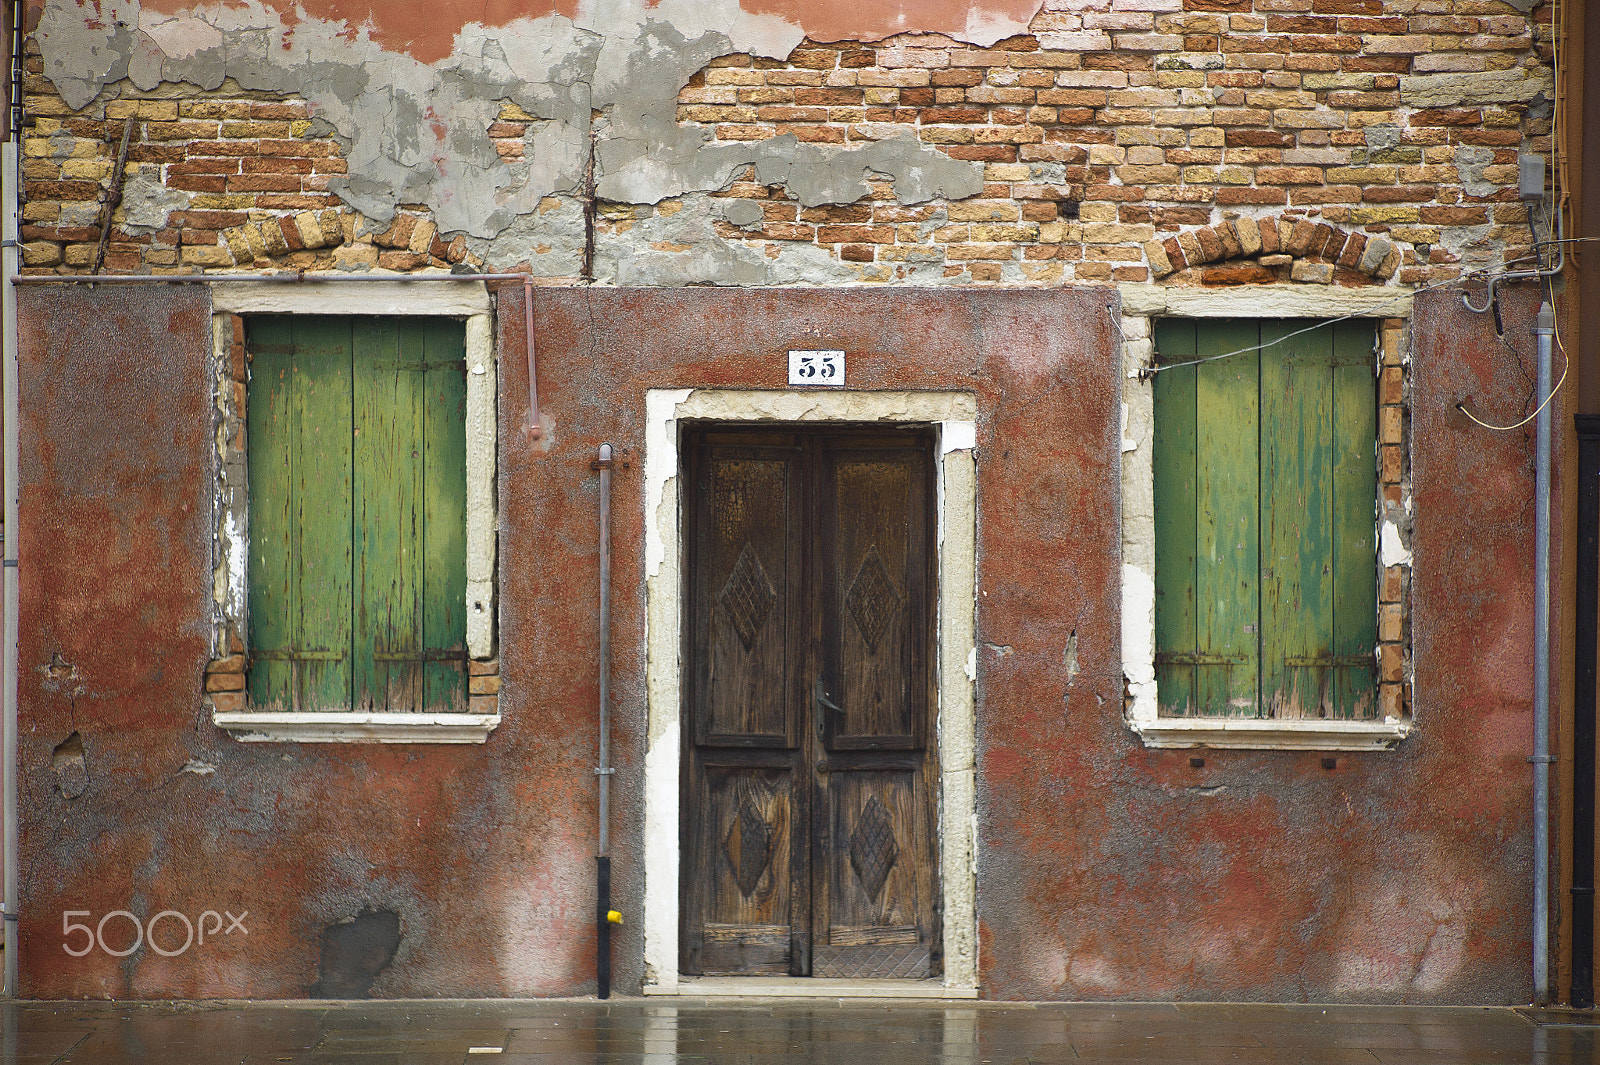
[686,759,798,975]
[683,428,938,979]
[692,444,802,748]
[812,766,932,979]
[821,448,930,750]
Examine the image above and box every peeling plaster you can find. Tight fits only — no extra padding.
[1380,519,1412,568]
[116,168,188,233]
[38,0,987,264]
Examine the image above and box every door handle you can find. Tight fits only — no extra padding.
[814,675,843,719]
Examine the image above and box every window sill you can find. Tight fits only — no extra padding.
[213,711,501,744]
[1129,716,1411,751]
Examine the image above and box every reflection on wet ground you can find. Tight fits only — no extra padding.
[0,998,1595,1064]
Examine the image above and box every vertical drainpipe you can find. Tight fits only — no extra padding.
[1536,302,1555,1005]
[595,444,615,999]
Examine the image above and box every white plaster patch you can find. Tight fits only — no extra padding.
[1120,402,1137,452]
[221,509,247,618]
[641,718,681,992]
[644,389,693,581]
[1121,562,1158,724]
[138,13,224,59]
[940,419,976,454]
[1380,520,1412,568]
[964,6,1034,47]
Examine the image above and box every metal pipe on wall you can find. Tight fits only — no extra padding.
[1536,301,1555,1004]
[595,443,614,999]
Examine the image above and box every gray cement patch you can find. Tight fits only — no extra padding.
[36,0,983,260]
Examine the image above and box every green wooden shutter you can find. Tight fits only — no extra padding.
[247,317,466,712]
[1153,319,1261,717]
[1153,319,1377,720]
[1260,320,1377,720]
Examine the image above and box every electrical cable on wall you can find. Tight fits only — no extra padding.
[1134,242,1596,382]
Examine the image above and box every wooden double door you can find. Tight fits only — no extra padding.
[682,427,940,979]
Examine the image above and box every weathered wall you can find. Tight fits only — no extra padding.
[17,0,1552,285]
[14,286,603,998]
[13,285,1542,1002]
[976,289,1541,1003]
[6,0,1555,1005]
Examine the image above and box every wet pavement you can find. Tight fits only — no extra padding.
[1,998,1596,1065]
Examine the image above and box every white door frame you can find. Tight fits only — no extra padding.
[640,388,980,994]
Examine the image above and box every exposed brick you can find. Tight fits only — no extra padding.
[1204,263,1278,284]
[209,691,246,713]
[1216,187,1288,205]
[205,672,246,692]
[816,224,895,244]
[1194,226,1226,262]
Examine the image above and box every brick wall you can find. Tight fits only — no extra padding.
[15,0,1551,285]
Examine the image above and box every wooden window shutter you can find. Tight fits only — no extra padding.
[1153,319,1377,720]
[247,317,467,712]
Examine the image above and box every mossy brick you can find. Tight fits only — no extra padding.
[219,121,292,139]
[1325,165,1397,184]
[945,200,1019,222]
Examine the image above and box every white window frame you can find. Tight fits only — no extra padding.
[207,281,500,744]
[1119,284,1412,752]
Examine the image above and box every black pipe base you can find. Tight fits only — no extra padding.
[597,855,612,1001]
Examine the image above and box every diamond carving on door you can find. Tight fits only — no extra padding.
[724,799,775,899]
[845,547,901,653]
[720,543,778,651]
[683,428,938,979]
[849,796,899,902]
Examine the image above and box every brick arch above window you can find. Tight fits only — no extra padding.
[1144,215,1405,286]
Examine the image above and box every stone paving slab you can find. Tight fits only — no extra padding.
[0,999,1595,1065]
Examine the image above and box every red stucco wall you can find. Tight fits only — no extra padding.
[13,285,1541,1002]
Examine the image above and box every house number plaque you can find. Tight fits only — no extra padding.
[788,349,845,386]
